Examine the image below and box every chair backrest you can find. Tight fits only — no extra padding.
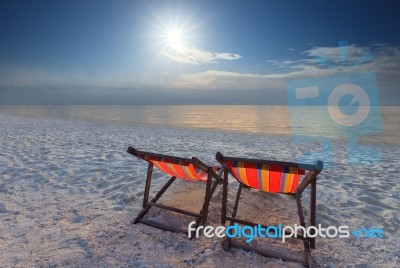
[225,161,304,193]
[217,152,323,194]
[128,147,208,181]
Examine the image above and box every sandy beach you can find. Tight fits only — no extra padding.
[0,112,399,267]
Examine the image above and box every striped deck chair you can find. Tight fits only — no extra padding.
[127,147,222,234]
[216,152,323,268]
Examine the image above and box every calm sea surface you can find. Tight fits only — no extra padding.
[0,105,399,144]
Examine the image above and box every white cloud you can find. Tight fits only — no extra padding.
[170,44,400,93]
[2,43,399,100]
[214,52,242,60]
[160,43,241,65]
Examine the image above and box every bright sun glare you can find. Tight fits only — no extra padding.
[166,29,184,50]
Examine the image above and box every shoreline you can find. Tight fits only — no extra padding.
[1,105,399,145]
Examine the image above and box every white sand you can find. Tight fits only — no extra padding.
[0,113,399,267]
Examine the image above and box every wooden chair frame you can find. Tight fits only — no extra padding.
[216,152,323,268]
[127,147,222,235]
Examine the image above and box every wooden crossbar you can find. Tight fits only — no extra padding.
[229,240,309,266]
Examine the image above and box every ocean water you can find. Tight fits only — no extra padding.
[0,105,399,144]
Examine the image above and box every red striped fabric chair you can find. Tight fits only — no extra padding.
[127,146,222,234]
[216,152,323,268]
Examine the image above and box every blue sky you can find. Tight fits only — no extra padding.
[0,0,399,104]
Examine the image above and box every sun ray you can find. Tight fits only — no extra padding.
[166,28,184,50]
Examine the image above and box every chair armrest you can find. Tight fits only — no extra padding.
[127,146,137,155]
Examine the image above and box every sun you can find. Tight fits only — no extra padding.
[166,29,184,50]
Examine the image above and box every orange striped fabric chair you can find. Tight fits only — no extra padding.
[216,152,323,268]
[127,147,222,233]
[225,161,305,193]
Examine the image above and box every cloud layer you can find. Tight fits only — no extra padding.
[160,43,241,65]
[1,43,399,104]
[169,44,400,97]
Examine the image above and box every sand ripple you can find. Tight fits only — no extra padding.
[0,113,399,267]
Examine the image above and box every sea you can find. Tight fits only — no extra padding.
[0,105,398,144]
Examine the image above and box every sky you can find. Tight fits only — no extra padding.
[0,0,399,105]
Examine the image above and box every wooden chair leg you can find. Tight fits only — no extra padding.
[231,184,243,219]
[223,184,243,250]
[189,170,220,239]
[310,179,317,249]
[221,168,229,225]
[202,168,213,224]
[142,163,153,208]
[296,192,313,268]
[131,176,176,224]
[222,236,231,251]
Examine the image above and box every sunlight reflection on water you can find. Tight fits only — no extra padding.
[0,105,398,144]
